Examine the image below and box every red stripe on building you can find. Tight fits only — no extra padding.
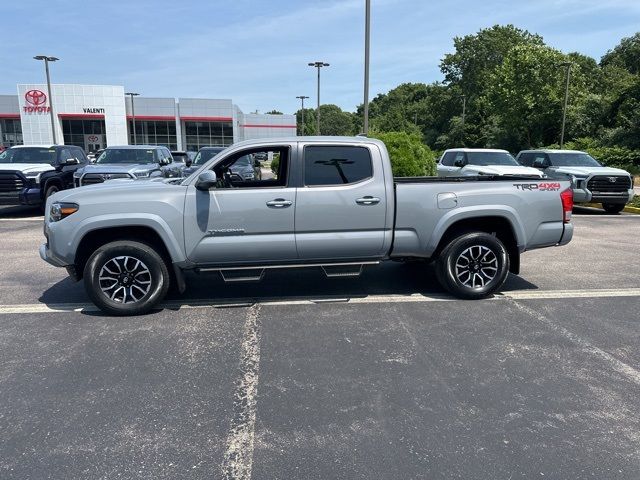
[180,116,233,122]
[58,113,105,119]
[126,115,175,121]
[0,113,20,118]
[241,124,297,128]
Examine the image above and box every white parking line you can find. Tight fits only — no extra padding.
[0,217,43,222]
[510,299,640,387]
[221,304,262,480]
[0,288,638,315]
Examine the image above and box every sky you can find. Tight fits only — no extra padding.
[2,0,640,114]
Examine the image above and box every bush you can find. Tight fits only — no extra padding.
[270,153,280,174]
[369,131,437,177]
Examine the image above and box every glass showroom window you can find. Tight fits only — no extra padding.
[128,120,177,150]
[0,119,23,147]
[62,119,106,149]
[184,121,233,151]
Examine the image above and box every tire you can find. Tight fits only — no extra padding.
[435,232,509,300]
[40,184,60,213]
[602,203,625,214]
[83,240,170,316]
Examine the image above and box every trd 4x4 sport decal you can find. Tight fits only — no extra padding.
[513,182,561,192]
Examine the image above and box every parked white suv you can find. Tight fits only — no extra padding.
[438,149,543,178]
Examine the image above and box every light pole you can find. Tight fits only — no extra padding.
[363,0,371,135]
[296,95,309,136]
[559,62,572,149]
[125,92,140,145]
[460,94,467,145]
[33,55,59,144]
[308,61,329,135]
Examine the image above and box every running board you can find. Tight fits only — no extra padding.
[219,269,265,283]
[198,261,379,283]
[321,264,364,278]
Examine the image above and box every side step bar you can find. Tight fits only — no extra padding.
[198,261,379,283]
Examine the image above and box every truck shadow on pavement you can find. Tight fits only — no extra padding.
[39,261,539,313]
[0,206,42,219]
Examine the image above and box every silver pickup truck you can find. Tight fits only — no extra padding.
[40,137,574,315]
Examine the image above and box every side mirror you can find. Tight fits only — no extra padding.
[195,170,217,190]
[185,158,193,167]
[63,157,79,166]
[254,160,261,167]
[453,159,467,167]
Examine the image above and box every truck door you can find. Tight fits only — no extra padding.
[294,144,388,260]
[183,145,298,264]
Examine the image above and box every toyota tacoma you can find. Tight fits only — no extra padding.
[41,137,574,315]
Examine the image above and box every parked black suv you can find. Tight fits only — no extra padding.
[0,145,88,207]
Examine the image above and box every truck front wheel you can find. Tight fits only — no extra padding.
[602,203,625,214]
[436,232,509,300]
[83,240,170,316]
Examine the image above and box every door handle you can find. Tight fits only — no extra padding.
[355,196,380,205]
[266,198,293,208]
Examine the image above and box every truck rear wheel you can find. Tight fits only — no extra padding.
[83,240,170,316]
[602,203,625,214]
[435,232,509,300]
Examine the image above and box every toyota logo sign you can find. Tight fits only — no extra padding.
[23,89,51,114]
[25,89,47,106]
[88,135,99,142]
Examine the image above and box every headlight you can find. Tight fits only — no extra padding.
[133,170,151,178]
[244,172,255,179]
[24,172,42,185]
[73,171,82,178]
[50,202,79,222]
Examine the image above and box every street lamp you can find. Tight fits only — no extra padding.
[308,61,329,135]
[363,0,371,135]
[559,62,572,149]
[33,55,59,144]
[296,95,309,136]
[125,92,140,145]
[460,94,467,145]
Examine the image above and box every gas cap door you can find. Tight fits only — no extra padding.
[437,192,458,209]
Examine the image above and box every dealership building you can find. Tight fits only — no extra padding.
[0,84,297,152]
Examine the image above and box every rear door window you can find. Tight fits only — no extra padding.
[304,146,373,186]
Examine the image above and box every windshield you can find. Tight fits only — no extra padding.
[193,148,225,165]
[96,148,156,164]
[0,148,56,164]
[466,152,519,166]
[233,155,252,167]
[550,153,602,167]
[172,153,188,162]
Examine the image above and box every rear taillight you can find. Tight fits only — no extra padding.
[560,188,573,223]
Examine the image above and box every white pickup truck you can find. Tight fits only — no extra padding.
[437,149,544,178]
[40,137,574,315]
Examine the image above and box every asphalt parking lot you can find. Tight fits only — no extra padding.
[1,206,639,479]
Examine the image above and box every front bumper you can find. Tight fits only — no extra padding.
[0,187,41,206]
[39,242,68,268]
[589,189,634,204]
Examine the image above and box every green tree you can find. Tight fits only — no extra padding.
[370,131,437,176]
[601,32,640,75]
[488,44,567,149]
[265,110,283,115]
[318,104,356,136]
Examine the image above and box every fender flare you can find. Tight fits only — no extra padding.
[426,205,526,255]
[70,213,186,264]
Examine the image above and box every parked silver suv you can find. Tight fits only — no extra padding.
[74,145,185,186]
[516,149,634,213]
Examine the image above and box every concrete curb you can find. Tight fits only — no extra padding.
[581,203,640,214]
